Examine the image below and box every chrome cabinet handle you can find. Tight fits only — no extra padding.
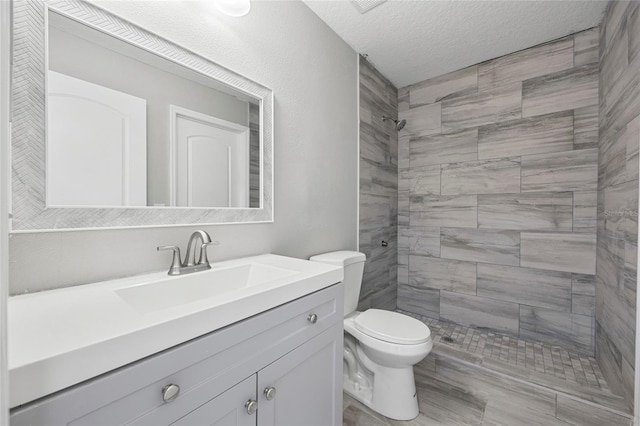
[264,386,276,401]
[161,384,180,403]
[245,399,258,415]
[307,313,318,324]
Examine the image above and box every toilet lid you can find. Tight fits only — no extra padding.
[354,309,431,345]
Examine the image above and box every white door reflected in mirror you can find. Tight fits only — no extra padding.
[171,106,250,208]
[45,10,262,210]
[47,71,147,207]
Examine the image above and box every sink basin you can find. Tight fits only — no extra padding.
[116,262,299,314]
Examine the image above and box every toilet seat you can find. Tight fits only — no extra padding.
[354,309,431,345]
[344,315,432,361]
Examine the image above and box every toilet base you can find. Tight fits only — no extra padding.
[343,375,372,407]
[343,365,419,421]
[343,335,420,421]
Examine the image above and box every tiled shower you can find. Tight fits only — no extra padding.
[597,0,640,405]
[359,0,639,419]
[359,56,399,313]
[397,26,598,354]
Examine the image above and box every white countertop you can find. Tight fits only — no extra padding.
[9,254,343,408]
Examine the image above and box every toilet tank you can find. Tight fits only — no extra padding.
[309,251,366,316]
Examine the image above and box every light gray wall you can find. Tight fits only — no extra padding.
[397,29,600,355]
[9,0,358,294]
[596,0,639,410]
[49,25,250,206]
[358,56,398,311]
[1,0,11,421]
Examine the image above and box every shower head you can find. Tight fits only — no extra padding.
[382,115,406,131]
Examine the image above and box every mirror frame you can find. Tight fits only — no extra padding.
[11,0,273,232]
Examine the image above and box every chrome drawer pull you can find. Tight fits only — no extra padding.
[245,399,258,415]
[307,313,318,324]
[264,386,276,401]
[161,384,180,403]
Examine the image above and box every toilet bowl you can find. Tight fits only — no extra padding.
[309,251,432,421]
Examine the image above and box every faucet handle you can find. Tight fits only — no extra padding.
[198,241,219,265]
[157,245,183,275]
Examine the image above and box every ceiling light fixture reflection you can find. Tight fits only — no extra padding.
[214,0,251,17]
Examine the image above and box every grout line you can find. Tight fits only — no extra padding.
[572,190,575,232]
[519,154,522,194]
[519,81,524,118]
[572,34,576,68]
[475,262,478,296]
[572,108,577,150]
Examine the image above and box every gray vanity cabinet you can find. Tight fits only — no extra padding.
[172,376,257,426]
[10,283,344,426]
[171,326,342,426]
[257,327,342,426]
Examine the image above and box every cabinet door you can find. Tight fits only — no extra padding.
[257,324,342,426]
[171,376,257,426]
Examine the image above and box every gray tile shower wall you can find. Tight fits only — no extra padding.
[359,55,398,311]
[596,0,640,407]
[397,29,600,354]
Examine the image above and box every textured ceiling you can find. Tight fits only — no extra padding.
[302,0,608,88]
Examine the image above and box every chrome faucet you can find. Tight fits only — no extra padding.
[157,230,218,275]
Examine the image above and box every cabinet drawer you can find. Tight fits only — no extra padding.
[11,283,343,426]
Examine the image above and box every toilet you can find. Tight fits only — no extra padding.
[310,251,432,420]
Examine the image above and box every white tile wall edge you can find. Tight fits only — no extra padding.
[356,52,360,251]
[636,126,640,426]
[0,0,11,423]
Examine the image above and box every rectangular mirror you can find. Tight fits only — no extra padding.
[11,0,273,231]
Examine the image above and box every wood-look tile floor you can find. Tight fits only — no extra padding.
[343,313,632,426]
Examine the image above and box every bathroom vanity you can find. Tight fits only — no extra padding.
[9,255,344,425]
[9,2,344,423]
